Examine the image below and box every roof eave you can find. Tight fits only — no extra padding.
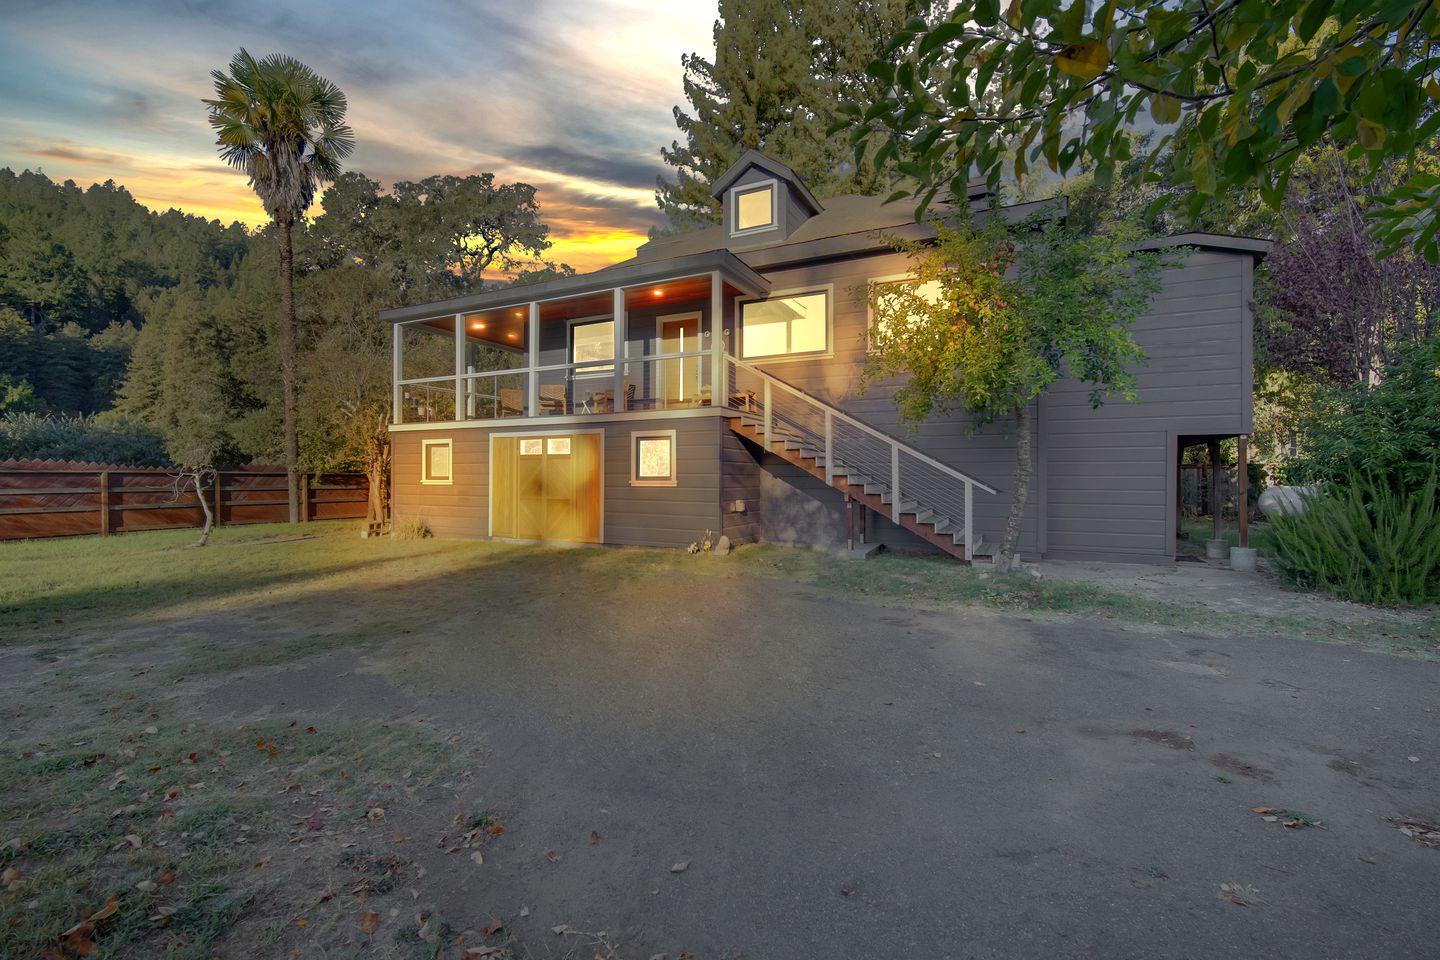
[378,249,770,324]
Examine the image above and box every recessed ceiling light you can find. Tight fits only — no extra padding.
[514,310,524,317]
[506,331,518,339]
[470,321,486,330]
[652,288,664,297]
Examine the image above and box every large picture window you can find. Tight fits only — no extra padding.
[869,278,944,350]
[630,430,677,487]
[570,318,615,376]
[740,291,828,359]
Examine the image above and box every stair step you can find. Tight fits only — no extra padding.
[867,483,889,498]
[897,499,919,515]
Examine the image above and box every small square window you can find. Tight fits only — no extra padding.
[546,437,571,455]
[519,438,543,456]
[733,183,775,233]
[421,439,453,484]
[631,431,677,486]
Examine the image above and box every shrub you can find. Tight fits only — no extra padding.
[0,413,170,467]
[1270,469,1440,606]
[1284,337,1440,492]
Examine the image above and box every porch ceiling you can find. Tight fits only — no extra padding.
[379,248,769,325]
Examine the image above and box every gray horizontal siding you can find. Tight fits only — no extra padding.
[390,417,725,548]
[741,245,1252,562]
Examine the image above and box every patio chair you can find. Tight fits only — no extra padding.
[498,387,524,417]
[539,383,567,414]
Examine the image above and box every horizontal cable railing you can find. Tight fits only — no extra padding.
[724,354,996,559]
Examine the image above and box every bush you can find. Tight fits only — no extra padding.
[1284,337,1440,492]
[1270,469,1440,606]
[0,413,170,467]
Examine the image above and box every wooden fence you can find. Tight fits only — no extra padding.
[1179,463,1267,519]
[0,460,369,541]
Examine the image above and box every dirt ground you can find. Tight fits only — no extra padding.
[3,531,1438,959]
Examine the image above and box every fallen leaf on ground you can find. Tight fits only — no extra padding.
[487,823,505,835]
[135,880,156,893]
[481,918,503,935]
[2,866,20,886]
[543,848,560,863]
[156,872,175,885]
[358,911,381,934]
[149,905,177,924]
[294,918,309,926]
[367,807,385,821]
[551,924,570,935]
[590,831,602,845]
[470,851,484,865]
[670,861,689,873]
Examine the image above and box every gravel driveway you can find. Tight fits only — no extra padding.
[200,553,1440,959]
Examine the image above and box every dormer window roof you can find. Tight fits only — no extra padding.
[711,150,823,242]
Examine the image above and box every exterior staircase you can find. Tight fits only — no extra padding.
[723,355,996,561]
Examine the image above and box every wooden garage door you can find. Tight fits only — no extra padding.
[490,434,602,542]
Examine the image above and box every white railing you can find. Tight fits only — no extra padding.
[724,354,997,560]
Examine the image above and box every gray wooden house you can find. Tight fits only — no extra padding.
[382,151,1268,563]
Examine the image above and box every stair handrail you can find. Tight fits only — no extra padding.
[725,354,999,496]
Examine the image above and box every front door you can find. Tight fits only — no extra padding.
[491,433,602,542]
[659,314,703,408]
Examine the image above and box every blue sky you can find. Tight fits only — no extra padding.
[0,0,718,269]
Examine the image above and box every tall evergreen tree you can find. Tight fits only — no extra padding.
[657,0,932,230]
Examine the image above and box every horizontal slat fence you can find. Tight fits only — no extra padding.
[0,461,368,541]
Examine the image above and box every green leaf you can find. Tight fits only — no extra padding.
[918,22,970,58]
[974,0,1001,28]
[1192,144,1216,195]
[1356,118,1386,149]
[1149,93,1181,125]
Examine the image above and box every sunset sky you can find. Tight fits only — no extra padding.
[0,0,718,272]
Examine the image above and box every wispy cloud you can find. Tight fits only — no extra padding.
[0,0,716,270]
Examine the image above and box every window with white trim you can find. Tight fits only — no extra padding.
[869,278,944,350]
[740,291,828,359]
[570,318,615,376]
[733,182,776,234]
[421,439,453,484]
[630,430,677,486]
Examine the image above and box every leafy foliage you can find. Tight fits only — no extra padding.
[0,412,169,466]
[845,1,1440,259]
[658,0,936,229]
[864,215,1165,425]
[1284,336,1440,491]
[1258,148,1440,387]
[1270,469,1440,605]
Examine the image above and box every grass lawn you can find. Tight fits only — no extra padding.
[0,522,1435,958]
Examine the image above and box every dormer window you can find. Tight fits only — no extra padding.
[731,180,778,236]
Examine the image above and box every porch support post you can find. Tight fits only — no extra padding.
[1237,435,1249,548]
[846,494,854,551]
[392,323,403,424]
[527,301,540,417]
[762,381,772,449]
[454,313,465,422]
[710,270,723,405]
[612,287,626,412]
[1208,438,1222,540]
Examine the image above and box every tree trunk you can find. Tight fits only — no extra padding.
[277,216,302,524]
[194,469,215,547]
[996,403,1032,570]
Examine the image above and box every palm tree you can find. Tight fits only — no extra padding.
[204,49,354,523]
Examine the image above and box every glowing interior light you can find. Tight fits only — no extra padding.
[652,288,664,297]
[506,331,518,339]
[470,321,486,330]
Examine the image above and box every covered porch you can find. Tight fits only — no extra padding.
[387,252,768,425]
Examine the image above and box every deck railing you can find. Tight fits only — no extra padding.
[724,354,997,560]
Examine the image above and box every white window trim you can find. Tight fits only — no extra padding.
[734,284,834,364]
[568,314,616,379]
[630,429,678,487]
[729,178,781,238]
[420,438,454,485]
